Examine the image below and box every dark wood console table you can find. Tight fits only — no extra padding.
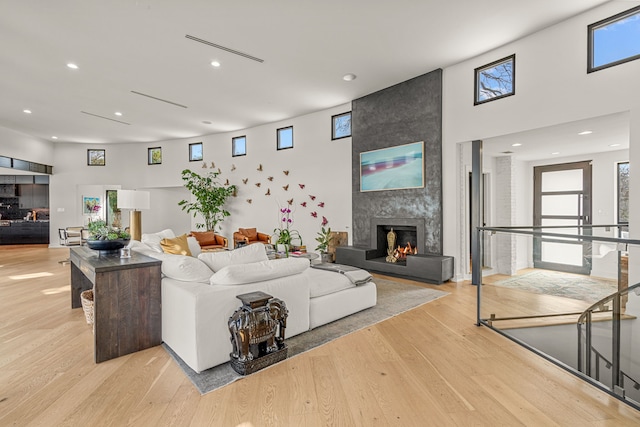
[69,246,162,363]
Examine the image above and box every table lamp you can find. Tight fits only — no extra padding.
[117,189,150,241]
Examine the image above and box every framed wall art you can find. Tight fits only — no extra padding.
[87,149,106,166]
[148,147,162,165]
[360,141,424,192]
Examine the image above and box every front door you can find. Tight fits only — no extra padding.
[533,161,592,275]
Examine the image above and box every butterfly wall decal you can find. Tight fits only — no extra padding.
[217,168,221,174]
[210,162,215,169]
[202,162,207,168]
[310,211,317,218]
[257,164,263,171]
[318,202,324,208]
[321,216,328,226]
[300,202,307,207]
[242,178,248,184]
[231,164,236,171]
[287,198,294,205]
[246,199,252,204]
[298,184,305,189]
[267,176,274,181]
[265,188,271,196]
[309,195,316,200]
[283,170,289,176]
[282,184,289,191]
[224,179,230,185]
[255,182,261,187]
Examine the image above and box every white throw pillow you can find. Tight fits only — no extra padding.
[187,236,201,257]
[141,229,176,253]
[198,243,268,272]
[155,252,213,282]
[210,257,309,286]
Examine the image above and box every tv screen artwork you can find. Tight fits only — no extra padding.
[360,141,424,192]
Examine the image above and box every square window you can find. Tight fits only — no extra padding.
[148,147,162,165]
[87,149,105,166]
[474,54,515,105]
[588,5,640,73]
[189,142,203,161]
[232,136,247,157]
[332,112,352,140]
[277,126,293,150]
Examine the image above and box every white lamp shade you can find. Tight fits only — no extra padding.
[117,189,150,210]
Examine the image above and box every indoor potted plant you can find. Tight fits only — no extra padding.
[315,226,333,263]
[178,169,237,231]
[272,206,302,255]
[85,219,130,253]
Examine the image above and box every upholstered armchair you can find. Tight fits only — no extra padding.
[188,231,229,250]
[233,227,271,247]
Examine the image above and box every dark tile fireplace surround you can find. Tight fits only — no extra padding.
[336,218,454,284]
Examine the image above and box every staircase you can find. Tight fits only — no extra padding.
[577,282,640,407]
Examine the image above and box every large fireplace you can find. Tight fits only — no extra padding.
[371,218,425,255]
[335,217,453,284]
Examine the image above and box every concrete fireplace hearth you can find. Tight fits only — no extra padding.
[335,218,454,284]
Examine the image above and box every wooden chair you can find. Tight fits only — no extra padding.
[233,228,271,248]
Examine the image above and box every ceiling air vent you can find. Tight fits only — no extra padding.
[130,91,188,109]
[185,35,264,63]
[81,111,131,125]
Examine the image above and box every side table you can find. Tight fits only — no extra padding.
[70,246,162,363]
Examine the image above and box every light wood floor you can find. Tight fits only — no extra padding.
[1,246,640,426]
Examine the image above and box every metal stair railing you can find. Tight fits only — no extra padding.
[577,282,640,400]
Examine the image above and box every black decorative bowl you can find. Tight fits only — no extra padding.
[86,239,130,254]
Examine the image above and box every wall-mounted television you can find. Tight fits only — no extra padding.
[360,141,424,192]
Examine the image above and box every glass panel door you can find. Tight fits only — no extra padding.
[533,161,592,274]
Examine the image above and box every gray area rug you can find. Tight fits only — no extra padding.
[164,278,448,395]
[492,269,617,303]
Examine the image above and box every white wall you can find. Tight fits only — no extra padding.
[0,127,54,168]
[443,1,640,280]
[48,103,352,250]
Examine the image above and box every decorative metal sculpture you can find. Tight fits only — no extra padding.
[386,228,397,262]
[228,291,288,375]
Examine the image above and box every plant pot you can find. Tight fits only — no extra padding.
[86,238,130,255]
[320,252,333,263]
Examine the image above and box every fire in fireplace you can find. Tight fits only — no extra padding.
[392,242,418,261]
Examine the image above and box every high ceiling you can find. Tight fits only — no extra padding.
[0,0,610,145]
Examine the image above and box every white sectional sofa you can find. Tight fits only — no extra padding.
[129,229,377,373]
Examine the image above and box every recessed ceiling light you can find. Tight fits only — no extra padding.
[202,120,212,125]
[51,136,58,139]
[511,143,522,147]
[343,73,357,81]
[66,63,78,69]
[578,130,592,135]
[114,111,122,116]
[23,109,32,114]
[551,152,560,155]
[211,61,221,68]
[609,143,621,147]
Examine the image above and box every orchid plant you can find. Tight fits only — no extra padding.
[272,206,302,250]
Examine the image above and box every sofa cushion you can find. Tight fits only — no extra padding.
[156,252,212,282]
[187,236,201,257]
[190,231,218,246]
[142,229,176,253]
[210,257,309,285]
[198,243,268,272]
[161,234,192,256]
[239,227,257,240]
